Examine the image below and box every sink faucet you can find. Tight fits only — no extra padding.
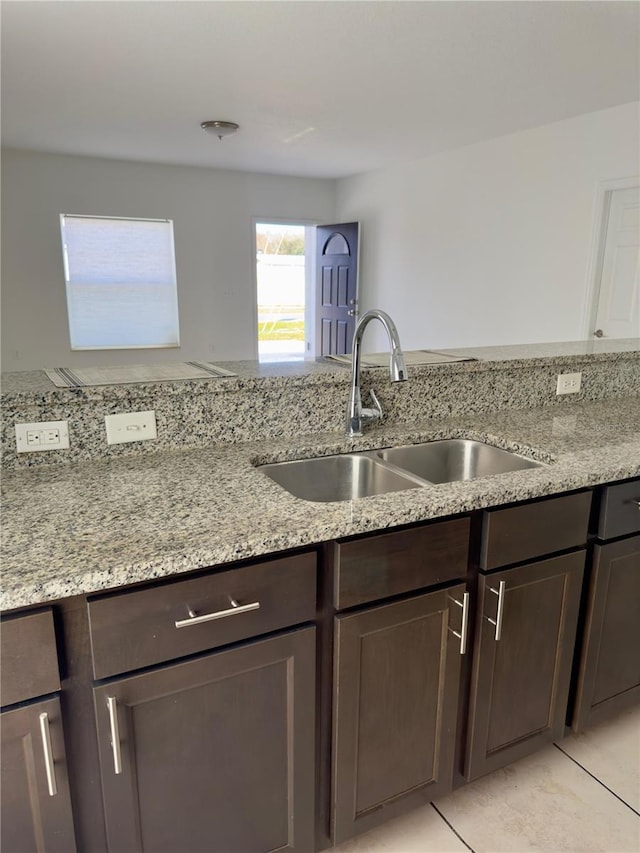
[345,309,408,437]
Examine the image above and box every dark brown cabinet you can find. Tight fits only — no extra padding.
[93,627,316,853]
[1,698,77,853]
[573,536,640,729]
[329,516,470,845]
[465,551,585,781]
[573,535,640,731]
[5,479,640,852]
[571,479,640,732]
[479,490,591,570]
[0,609,77,853]
[87,552,318,853]
[332,587,466,843]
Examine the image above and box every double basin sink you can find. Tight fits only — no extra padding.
[259,439,545,502]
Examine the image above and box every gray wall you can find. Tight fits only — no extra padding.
[1,149,336,370]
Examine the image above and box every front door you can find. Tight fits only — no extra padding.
[315,222,359,355]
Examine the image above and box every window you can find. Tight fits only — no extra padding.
[60,214,180,350]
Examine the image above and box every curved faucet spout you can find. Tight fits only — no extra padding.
[346,309,408,437]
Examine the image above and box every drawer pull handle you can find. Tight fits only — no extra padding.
[175,598,261,629]
[448,591,470,655]
[39,712,58,796]
[487,581,506,641]
[107,697,123,775]
[631,499,640,511]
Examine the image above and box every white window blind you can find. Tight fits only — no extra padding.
[60,214,180,350]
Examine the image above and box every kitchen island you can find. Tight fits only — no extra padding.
[1,342,639,853]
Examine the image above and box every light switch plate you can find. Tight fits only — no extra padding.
[105,410,157,445]
[15,420,70,453]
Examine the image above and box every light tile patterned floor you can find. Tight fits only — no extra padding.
[333,705,640,852]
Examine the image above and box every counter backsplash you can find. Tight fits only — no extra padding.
[1,344,639,470]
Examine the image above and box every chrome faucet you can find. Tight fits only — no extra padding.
[345,309,408,437]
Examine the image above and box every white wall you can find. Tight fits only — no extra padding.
[1,149,336,370]
[336,102,639,352]
[3,103,638,370]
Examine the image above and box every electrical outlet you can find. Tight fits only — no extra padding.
[105,410,157,445]
[556,372,582,395]
[15,420,70,453]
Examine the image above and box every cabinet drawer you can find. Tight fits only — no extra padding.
[1,609,60,706]
[333,517,470,610]
[480,491,591,571]
[88,552,317,679]
[598,480,640,540]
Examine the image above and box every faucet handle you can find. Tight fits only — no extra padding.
[360,389,383,426]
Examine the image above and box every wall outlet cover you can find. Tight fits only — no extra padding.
[556,372,582,395]
[15,420,70,453]
[105,410,157,445]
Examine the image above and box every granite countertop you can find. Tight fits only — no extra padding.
[2,395,639,612]
[2,339,639,402]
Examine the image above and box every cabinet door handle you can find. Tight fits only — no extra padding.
[38,712,58,796]
[448,591,470,654]
[487,580,506,641]
[631,499,640,511]
[107,697,123,775]
[175,598,260,629]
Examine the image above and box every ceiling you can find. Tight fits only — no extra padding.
[1,1,638,179]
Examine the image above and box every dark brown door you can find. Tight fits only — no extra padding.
[465,551,585,781]
[315,222,359,356]
[1,697,77,853]
[93,627,315,853]
[332,586,465,844]
[572,535,640,732]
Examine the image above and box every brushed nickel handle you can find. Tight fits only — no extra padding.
[39,712,58,796]
[448,591,470,655]
[631,499,640,511]
[175,598,260,629]
[107,697,122,775]
[487,581,506,641]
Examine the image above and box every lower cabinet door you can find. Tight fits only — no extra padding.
[93,627,315,853]
[1,696,77,853]
[465,551,585,781]
[332,585,466,844]
[572,535,640,732]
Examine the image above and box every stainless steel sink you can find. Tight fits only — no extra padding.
[258,439,545,502]
[259,453,423,502]
[374,439,544,484]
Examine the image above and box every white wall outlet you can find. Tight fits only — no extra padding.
[556,372,582,395]
[15,420,70,453]
[105,410,157,445]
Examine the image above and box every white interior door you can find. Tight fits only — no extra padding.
[593,186,640,339]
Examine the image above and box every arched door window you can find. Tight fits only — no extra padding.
[322,233,350,256]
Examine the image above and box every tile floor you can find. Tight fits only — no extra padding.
[333,705,640,852]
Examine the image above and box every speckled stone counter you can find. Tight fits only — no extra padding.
[2,395,639,612]
[2,340,639,470]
